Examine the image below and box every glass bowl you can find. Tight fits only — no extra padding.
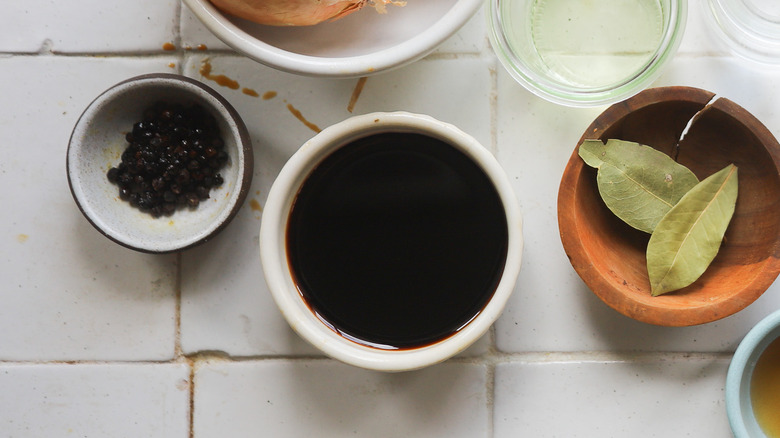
[706,0,780,64]
[488,0,687,107]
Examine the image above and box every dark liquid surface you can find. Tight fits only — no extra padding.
[286,133,508,349]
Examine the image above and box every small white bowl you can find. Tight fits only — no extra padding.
[183,0,483,78]
[259,112,523,371]
[67,73,253,253]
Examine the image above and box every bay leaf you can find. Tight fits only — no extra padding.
[646,164,739,296]
[578,139,700,233]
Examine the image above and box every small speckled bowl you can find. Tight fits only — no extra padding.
[67,73,253,253]
[727,309,780,437]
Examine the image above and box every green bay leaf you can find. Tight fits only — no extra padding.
[578,139,699,233]
[646,164,739,296]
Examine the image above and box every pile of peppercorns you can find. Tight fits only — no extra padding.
[107,101,228,218]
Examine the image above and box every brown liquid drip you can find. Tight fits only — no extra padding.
[286,104,321,133]
[199,60,239,90]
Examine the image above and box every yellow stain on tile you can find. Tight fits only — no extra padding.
[249,199,262,212]
[16,234,29,243]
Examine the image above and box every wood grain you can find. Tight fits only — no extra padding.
[557,86,780,326]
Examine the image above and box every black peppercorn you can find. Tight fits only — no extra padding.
[106,101,227,217]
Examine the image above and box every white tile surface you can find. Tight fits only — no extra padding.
[434,7,489,55]
[0,363,190,437]
[0,0,777,435]
[194,360,489,438]
[0,56,179,361]
[494,357,731,437]
[0,0,180,53]
[180,3,233,52]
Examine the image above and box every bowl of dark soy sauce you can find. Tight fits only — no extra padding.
[260,112,523,371]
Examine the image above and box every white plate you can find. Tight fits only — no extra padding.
[184,0,483,77]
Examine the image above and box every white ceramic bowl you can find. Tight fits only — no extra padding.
[67,73,253,253]
[183,0,483,78]
[260,112,523,371]
[727,309,780,437]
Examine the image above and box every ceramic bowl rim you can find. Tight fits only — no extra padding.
[182,0,484,78]
[66,73,253,253]
[259,111,523,371]
[726,309,780,438]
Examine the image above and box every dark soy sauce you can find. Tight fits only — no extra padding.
[286,133,508,349]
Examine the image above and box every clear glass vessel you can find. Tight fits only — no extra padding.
[706,0,780,64]
[488,0,687,107]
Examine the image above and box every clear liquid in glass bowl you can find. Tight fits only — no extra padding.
[489,0,687,107]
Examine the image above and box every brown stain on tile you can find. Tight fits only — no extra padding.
[168,62,176,69]
[162,42,176,51]
[199,59,239,90]
[262,91,277,100]
[286,103,321,133]
[242,88,259,97]
[347,77,368,113]
[249,199,263,212]
[197,44,208,51]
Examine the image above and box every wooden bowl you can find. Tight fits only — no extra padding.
[558,86,780,326]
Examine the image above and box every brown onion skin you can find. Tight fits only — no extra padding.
[208,0,367,26]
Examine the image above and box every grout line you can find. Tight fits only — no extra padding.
[485,48,500,438]
[188,358,196,438]
[485,346,496,438]
[173,0,183,52]
[0,350,732,367]
[174,252,184,360]
[488,53,499,157]
[424,52,483,61]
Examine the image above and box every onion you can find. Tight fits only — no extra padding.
[208,0,404,27]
